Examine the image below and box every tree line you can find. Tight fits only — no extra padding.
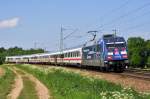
[0,47,44,64]
[127,37,150,68]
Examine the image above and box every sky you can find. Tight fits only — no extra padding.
[0,0,150,51]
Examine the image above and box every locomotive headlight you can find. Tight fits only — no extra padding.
[121,51,127,54]
[123,55,128,58]
[107,56,112,60]
[107,52,113,55]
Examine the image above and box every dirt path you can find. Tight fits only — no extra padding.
[27,73,50,99]
[7,68,23,99]
[0,67,5,76]
[14,67,51,99]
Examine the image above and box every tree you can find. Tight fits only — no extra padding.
[147,57,150,67]
[130,53,142,67]
[146,40,150,67]
[127,37,146,68]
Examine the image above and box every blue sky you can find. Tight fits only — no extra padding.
[0,0,150,51]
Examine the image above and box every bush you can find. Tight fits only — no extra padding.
[0,56,5,65]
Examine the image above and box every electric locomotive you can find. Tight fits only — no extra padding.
[99,34,129,72]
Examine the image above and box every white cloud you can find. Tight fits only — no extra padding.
[0,17,20,29]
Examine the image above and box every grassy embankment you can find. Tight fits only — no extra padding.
[0,65,15,99]
[15,64,150,99]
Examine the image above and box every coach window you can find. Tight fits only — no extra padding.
[72,52,74,57]
[71,52,73,57]
[75,52,77,57]
[70,52,72,57]
[76,52,78,57]
[68,53,70,57]
[66,53,68,58]
[64,53,66,57]
[73,52,75,57]
[78,51,81,57]
[61,54,64,58]
[74,52,77,57]
[77,52,79,57]
[93,47,96,52]
[74,52,76,57]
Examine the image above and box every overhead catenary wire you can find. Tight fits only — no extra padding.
[100,0,131,21]
[122,21,150,32]
[107,9,150,33]
[120,10,150,25]
[100,1,150,29]
[63,29,78,40]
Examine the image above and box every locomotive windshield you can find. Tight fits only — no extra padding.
[104,37,126,49]
[106,43,126,48]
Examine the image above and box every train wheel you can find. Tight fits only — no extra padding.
[102,64,110,72]
[114,66,124,73]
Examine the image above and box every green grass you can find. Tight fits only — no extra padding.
[18,76,38,99]
[15,64,150,99]
[0,65,15,99]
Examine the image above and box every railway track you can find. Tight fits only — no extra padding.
[35,64,150,81]
[122,68,150,81]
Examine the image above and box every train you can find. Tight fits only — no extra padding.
[5,34,129,72]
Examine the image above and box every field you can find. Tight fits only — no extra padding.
[14,64,150,99]
[0,64,150,99]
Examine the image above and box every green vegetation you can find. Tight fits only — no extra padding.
[147,56,150,67]
[15,64,150,99]
[0,46,44,64]
[128,37,150,68]
[18,76,38,99]
[0,65,15,99]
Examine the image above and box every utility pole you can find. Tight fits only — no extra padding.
[112,29,117,37]
[60,26,63,53]
[59,26,77,52]
[34,42,37,49]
